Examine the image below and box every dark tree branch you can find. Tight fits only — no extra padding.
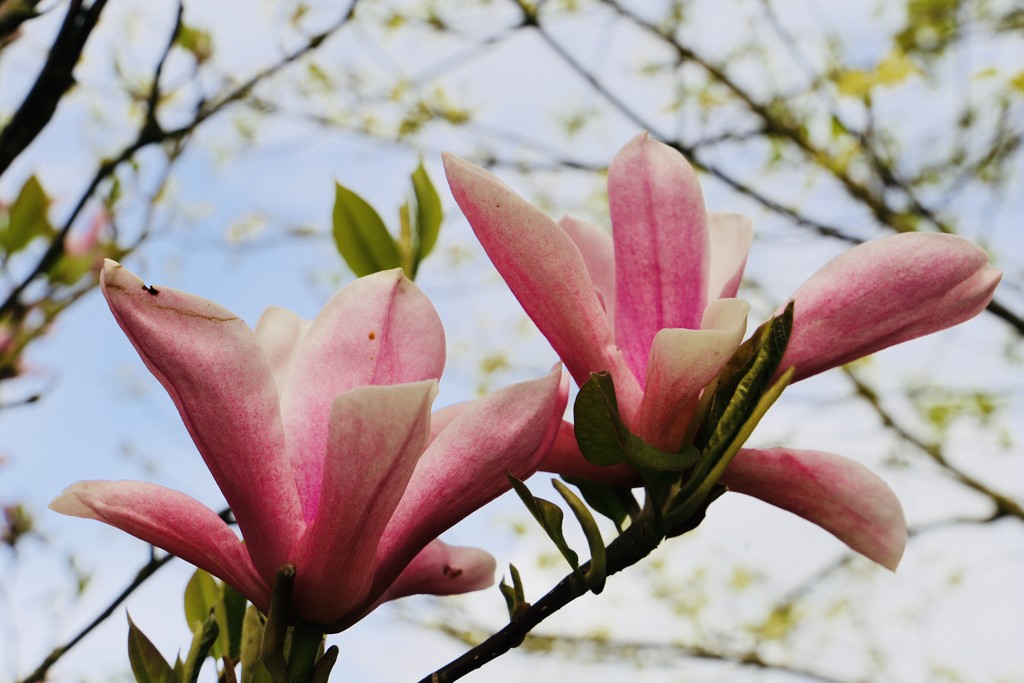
[0,0,109,175]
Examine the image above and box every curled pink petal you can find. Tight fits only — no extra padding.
[444,153,624,391]
[50,481,269,607]
[635,299,749,450]
[609,132,709,382]
[379,540,496,602]
[254,306,310,391]
[280,269,446,520]
[100,261,301,579]
[374,365,568,589]
[721,448,907,570]
[781,233,1001,381]
[559,214,616,324]
[707,212,754,300]
[292,381,437,624]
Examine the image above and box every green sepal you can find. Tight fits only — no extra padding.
[410,161,442,275]
[552,480,607,594]
[668,366,794,528]
[508,473,579,571]
[180,613,219,683]
[698,303,793,454]
[127,614,177,683]
[498,563,528,620]
[239,606,273,683]
[3,175,53,254]
[574,372,698,472]
[561,476,639,533]
[331,182,401,276]
[222,583,247,661]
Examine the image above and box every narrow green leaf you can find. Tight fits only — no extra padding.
[127,615,176,683]
[410,161,442,271]
[239,605,266,683]
[508,474,579,571]
[331,182,401,276]
[553,480,607,594]
[561,476,638,533]
[181,613,219,683]
[498,563,528,620]
[4,175,52,253]
[222,583,247,661]
[668,368,794,528]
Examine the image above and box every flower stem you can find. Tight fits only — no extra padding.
[287,621,325,683]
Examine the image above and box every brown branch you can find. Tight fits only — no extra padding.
[0,0,109,175]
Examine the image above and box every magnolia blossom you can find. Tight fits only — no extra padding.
[51,261,567,630]
[443,132,1001,571]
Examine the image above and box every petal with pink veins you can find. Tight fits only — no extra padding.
[721,447,907,570]
[707,212,754,300]
[291,380,437,624]
[379,540,496,601]
[444,153,622,391]
[279,270,446,520]
[559,214,616,324]
[254,306,311,391]
[373,365,568,590]
[609,133,709,382]
[100,261,301,579]
[635,298,750,450]
[50,481,269,607]
[780,233,1001,381]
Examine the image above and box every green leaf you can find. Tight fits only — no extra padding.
[127,615,177,683]
[222,583,247,661]
[561,476,638,533]
[183,569,228,659]
[181,613,219,683]
[331,182,401,276]
[573,372,628,467]
[239,605,267,683]
[410,161,442,274]
[499,563,528,620]
[509,474,579,571]
[574,372,698,471]
[553,480,607,594]
[4,175,52,254]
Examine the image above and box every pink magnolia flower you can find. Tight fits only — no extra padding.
[51,261,568,630]
[443,132,1001,571]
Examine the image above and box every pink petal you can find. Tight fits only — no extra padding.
[50,481,269,608]
[635,298,749,450]
[378,540,496,602]
[328,540,496,633]
[254,306,310,391]
[291,381,437,625]
[279,270,446,520]
[559,214,616,325]
[100,261,301,580]
[609,133,709,382]
[780,233,1001,381]
[444,154,633,397]
[540,419,638,486]
[373,365,568,591]
[721,448,907,570]
[707,212,754,300]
